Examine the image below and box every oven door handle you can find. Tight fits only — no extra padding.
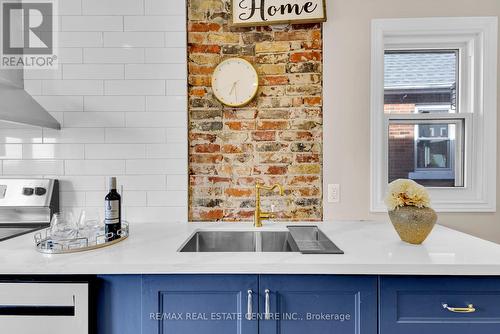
[0,305,75,316]
[0,295,76,316]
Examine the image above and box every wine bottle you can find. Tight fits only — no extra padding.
[105,177,121,241]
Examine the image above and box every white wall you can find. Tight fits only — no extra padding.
[323,0,500,242]
[0,0,188,223]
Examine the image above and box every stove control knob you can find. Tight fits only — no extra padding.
[23,187,34,196]
[35,187,47,196]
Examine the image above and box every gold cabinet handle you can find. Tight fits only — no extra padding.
[442,303,476,313]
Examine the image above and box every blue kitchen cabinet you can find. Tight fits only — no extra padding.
[142,275,258,334]
[380,276,500,334]
[258,275,378,334]
[96,275,143,334]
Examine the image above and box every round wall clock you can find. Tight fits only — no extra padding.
[211,58,259,107]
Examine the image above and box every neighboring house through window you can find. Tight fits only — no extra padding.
[384,51,460,187]
[371,17,497,212]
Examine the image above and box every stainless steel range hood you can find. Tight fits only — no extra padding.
[0,69,61,129]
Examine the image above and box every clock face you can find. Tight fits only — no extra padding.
[211,58,259,107]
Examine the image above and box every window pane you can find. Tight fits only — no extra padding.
[388,121,464,187]
[384,50,458,114]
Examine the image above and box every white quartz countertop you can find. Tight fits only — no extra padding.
[2,220,500,275]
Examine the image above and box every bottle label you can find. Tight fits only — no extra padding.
[105,200,119,224]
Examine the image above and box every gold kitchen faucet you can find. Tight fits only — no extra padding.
[254,183,284,228]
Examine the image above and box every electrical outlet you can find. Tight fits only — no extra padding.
[328,184,340,203]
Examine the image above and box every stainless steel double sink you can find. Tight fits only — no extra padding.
[179,226,344,254]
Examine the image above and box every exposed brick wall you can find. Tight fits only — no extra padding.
[187,0,323,221]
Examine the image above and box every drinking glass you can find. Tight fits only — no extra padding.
[77,209,103,242]
[49,210,78,240]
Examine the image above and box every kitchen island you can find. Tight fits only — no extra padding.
[2,221,500,334]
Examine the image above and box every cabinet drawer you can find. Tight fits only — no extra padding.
[380,276,500,334]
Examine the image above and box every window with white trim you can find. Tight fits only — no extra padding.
[371,17,497,212]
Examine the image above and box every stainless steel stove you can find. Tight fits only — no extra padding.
[0,179,58,242]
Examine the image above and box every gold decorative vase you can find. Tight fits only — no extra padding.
[388,206,437,245]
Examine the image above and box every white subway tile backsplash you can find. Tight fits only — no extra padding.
[85,144,146,159]
[64,112,125,128]
[125,64,185,80]
[65,160,125,175]
[167,175,188,191]
[166,80,188,96]
[124,16,185,32]
[103,32,164,48]
[0,144,23,159]
[146,144,185,159]
[63,64,124,80]
[0,129,43,143]
[59,32,103,47]
[147,191,187,207]
[146,96,187,111]
[43,128,105,143]
[59,0,82,15]
[166,128,188,144]
[23,144,85,159]
[145,48,186,64]
[3,160,64,175]
[24,68,63,80]
[105,128,166,143]
[42,80,104,96]
[84,96,145,112]
[126,159,186,175]
[126,206,187,223]
[105,80,165,96]
[60,191,86,207]
[57,176,106,191]
[145,0,186,16]
[83,0,144,15]
[62,16,124,32]
[83,48,144,64]
[118,175,166,191]
[57,48,84,64]
[33,96,84,112]
[126,112,186,128]
[1,1,187,223]
[165,32,187,47]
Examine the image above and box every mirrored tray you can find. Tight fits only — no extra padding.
[34,221,129,254]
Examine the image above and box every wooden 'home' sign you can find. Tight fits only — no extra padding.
[231,0,327,27]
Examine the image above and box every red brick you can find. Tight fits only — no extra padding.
[260,76,289,86]
[257,121,288,130]
[189,22,221,32]
[189,87,207,97]
[225,121,255,131]
[189,64,215,75]
[252,131,276,141]
[208,176,231,184]
[197,209,224,220]
[296,153,320,163]
[189,44,221,53]
[303,97,322,106]
[190,154,223,164]
[225,188,253,197]
[190,133,217,143]
[290,51,322,63]
[194,144,220,153]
